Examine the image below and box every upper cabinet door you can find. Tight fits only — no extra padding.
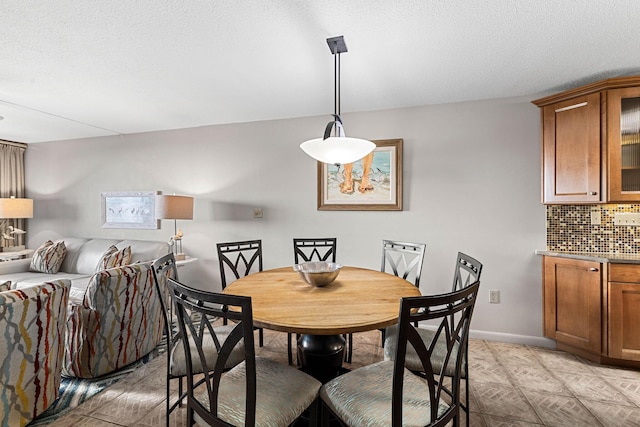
[608,87,640,202]
[542,93,602,203]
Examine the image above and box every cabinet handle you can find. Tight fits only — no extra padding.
[590,191,598,195]
[589,268,599,272]
[555,102,588,112]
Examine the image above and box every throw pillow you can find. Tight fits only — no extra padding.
[96,245,117,271]
[96,245,132,271]
[0,281,11,292]
[29,240,67,274]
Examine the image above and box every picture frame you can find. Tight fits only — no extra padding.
[101,191,159,229]
[317,138,403,211]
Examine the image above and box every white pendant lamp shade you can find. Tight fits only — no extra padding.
[301,136,375,165]
[301,36,375,165]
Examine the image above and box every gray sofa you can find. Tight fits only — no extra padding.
[0,236,169,304]
[0,237,171,378]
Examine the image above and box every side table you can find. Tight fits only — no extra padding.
[0,249,34,262]
[175,256,198,268]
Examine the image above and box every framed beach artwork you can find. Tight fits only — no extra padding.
[101,191,159,229]
[317,139,403,211]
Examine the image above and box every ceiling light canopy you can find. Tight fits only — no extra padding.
[300,36,375,165]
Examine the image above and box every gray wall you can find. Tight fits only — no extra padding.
[25,95,548,345]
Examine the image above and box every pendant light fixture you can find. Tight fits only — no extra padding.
[300,35,376,165]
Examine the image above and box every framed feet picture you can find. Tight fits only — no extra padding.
[317,139,403,211]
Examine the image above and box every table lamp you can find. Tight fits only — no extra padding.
[155,194,194,260]
[0,197,34,252]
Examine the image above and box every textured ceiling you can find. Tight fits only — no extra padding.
[2,0,640,143]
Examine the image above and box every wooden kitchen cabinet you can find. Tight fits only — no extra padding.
[543,256,602,354]
[607,87,640,201]
[540,93,601,203]
[533,76,640,204]
[608,264,640,361]
[543,256,640,366]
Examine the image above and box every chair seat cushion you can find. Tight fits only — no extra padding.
[170,324,244,377]
[320,360,449,427]
[384,324,464,376]
[194,357,321,426]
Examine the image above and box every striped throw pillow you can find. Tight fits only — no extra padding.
[29,240,67,274]
[97,245,132,271]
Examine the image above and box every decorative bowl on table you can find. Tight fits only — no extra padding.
[293,261,342,287]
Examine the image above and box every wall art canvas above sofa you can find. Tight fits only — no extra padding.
[101,191,159,229]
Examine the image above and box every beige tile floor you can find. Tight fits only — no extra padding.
[44,329,640,426]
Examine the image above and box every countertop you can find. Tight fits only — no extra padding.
[536,250,640,264]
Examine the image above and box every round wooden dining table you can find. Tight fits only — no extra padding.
[222,265,421,381]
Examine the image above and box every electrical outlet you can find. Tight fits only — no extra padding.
[614,212,640,226]
[253,208,263,218]
[489,290,500,304]
[590,210,601,225]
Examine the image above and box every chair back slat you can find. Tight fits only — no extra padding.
[293,238,337,263]
[381,240,426,287]
[392,281,480,426]
[217,240,263,289]
[167,277,257,426]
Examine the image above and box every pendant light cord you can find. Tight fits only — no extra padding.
[334,41,341,137]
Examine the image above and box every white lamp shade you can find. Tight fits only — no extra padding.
[300,136,376,164]
[0,198,33,219]
[155,195,194,220]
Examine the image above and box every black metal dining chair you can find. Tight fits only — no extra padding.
[379,240,426,340]
[381,240,426,288]
[384,252,483,427]
[452,252,483,292]
[151,253,245,427]
[216,239,264,347]
[293,238,337,263]
[167,277,321,426]
[290,238,338,365]
[320,281,481,427]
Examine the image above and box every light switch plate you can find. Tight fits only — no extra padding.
[489,290,500,304]
[590,210,601,225]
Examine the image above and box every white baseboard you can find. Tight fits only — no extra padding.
[469,329,556,349]
[417,323,556,349]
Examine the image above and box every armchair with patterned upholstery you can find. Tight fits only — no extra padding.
[63,262,164,378]
[0,279,70,427]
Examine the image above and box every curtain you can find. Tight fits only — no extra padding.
[0,140,27,249]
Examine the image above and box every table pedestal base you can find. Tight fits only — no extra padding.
[297,334,345,383]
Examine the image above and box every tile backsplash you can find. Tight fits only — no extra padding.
[547,204,640,253]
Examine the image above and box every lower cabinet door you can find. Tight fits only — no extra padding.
[609,282,640,361]
[543,256,602,353]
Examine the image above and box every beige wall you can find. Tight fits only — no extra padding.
[25,95,548,345]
